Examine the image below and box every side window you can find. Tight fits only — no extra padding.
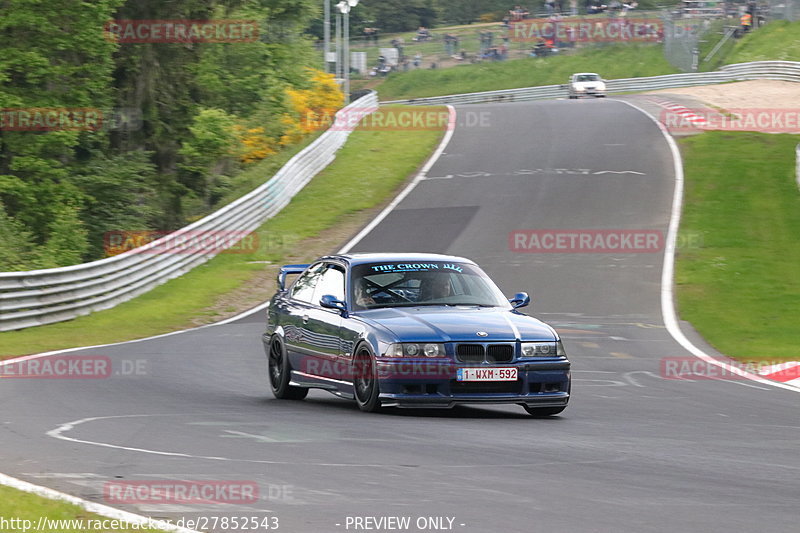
[291,263,326,303]
[313,265,345,304]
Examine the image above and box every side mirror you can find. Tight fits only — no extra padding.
[509,292,530,309]
[277,264,310,291]
[320,294,347,313]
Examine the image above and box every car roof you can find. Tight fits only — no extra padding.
[573,72,600,77]
[321,253,477,267]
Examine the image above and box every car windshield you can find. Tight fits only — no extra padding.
[576,74,600,82]
[350,261,511,310]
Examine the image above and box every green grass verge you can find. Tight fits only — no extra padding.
[0,485,165,532]
[677,132,800,363]
[0,108,444,358]
[377,44,677,101]
[724,19,800,64]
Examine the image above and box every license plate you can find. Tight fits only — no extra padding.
[457,367,518,382]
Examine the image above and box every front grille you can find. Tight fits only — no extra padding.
[456,343,514,363]
[450,380,522,394]
[456,344,485,363]
[487,344,513,363]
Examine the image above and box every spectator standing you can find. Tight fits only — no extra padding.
[740,11,753,32]
[444,33,454,56]
[394,37,405,61]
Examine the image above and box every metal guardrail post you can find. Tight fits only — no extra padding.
[796,143,800,191]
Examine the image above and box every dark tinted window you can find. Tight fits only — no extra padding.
[350,261,510,310]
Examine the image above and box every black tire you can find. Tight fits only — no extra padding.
[568,95,577,99]
[268,336,308,400]
[522,405,566,417]
[353,344,381,413]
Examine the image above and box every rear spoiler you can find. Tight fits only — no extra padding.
[277,264,310,291]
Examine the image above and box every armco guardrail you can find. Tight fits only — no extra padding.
[383,61,800,106]
[0,92,379,332]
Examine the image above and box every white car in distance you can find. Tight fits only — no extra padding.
[567,73,606,99]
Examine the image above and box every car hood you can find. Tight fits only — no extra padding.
[357,307,557,343]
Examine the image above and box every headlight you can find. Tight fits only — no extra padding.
[575,86,585,92]
[597,83,606,91]
[385,343,446,358]
[521,341,565,357]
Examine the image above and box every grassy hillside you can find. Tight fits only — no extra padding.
[378,44,677,100]
[725,19,800,63]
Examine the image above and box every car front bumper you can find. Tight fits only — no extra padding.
[375,359,571,409]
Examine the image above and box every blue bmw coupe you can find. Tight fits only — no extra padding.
[262,253,571,416]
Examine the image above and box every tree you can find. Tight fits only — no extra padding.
[0,0,123,244]
[360,0,440,33]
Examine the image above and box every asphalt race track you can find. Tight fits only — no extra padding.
[2,99,799,533]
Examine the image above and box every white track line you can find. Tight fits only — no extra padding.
[338,105,457,254]
[0,473,200,533]
[617,99,800,394]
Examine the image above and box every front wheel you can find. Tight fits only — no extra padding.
[522,405,565,417]
[268,336,308,400]
[353,345,381,413]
